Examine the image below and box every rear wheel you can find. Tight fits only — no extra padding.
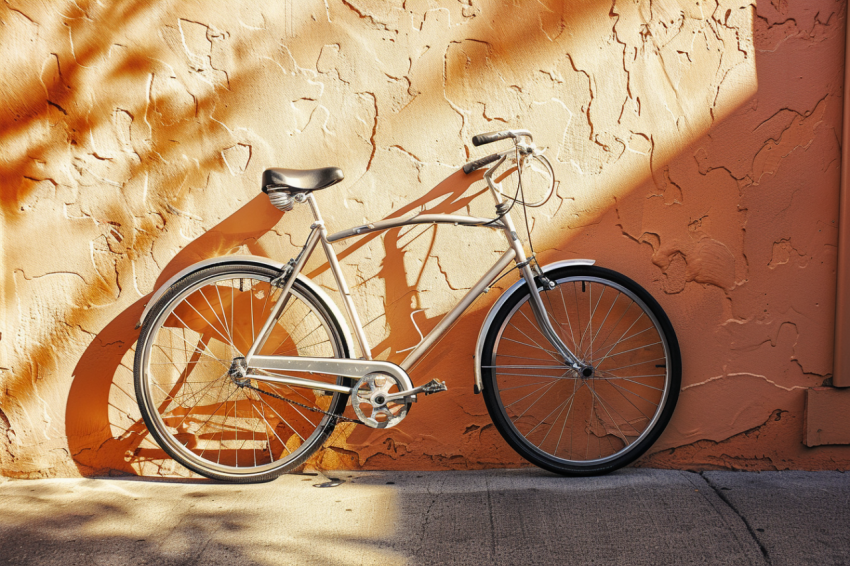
[481,265,681,475]
[134,263,350,483]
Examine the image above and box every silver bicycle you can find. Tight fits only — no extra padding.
[133,130,682,482]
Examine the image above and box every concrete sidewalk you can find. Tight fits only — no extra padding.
[0,469,847,565]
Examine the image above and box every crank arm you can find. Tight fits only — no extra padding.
[383,378,448,403]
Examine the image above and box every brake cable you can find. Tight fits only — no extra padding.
[514,148,533,253]
[482,154,526,227]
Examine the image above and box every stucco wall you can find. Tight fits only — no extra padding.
[1,0,848,478]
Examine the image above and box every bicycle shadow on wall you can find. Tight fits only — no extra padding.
[65,168,497,478]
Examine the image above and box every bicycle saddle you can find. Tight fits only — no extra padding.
[262,167,344,193]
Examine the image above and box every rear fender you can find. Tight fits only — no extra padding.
[136,255,355,358]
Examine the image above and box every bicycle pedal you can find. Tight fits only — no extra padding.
[420,379,448,395]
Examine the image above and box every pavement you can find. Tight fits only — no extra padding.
[0,469,847,566]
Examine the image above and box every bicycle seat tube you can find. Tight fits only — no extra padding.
[244,192,373,365]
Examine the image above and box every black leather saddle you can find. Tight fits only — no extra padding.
[262,167,344,193]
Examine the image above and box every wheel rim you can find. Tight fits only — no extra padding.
[488,276,672,466]
[140,271,345,477]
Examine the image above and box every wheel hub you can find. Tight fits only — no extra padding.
[228,357,250,387]
[580,365,594,379]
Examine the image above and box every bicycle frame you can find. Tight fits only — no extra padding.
[242,158,587,399]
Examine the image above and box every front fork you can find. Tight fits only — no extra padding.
[502,218,588,374]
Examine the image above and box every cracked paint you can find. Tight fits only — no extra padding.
[0,0,847,479]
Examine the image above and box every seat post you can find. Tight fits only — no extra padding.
[304,194,373,360]
[305,192,324,224]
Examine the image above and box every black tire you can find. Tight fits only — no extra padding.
[134,263,351,483]
[481,265,681,475]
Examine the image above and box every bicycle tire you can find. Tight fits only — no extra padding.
[134,263,351,483]
[481,265,681,475]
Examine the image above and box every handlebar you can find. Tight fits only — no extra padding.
[472,131,511,147]
[462,152,502,174]
[471,129,533,146]
[461,128,556,208]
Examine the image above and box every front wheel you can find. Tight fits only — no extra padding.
[481,265,681,475]
[134,263,351,483]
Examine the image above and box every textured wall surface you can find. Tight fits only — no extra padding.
[1,0,848,478]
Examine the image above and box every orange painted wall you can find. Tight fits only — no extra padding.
[1,0,849,478]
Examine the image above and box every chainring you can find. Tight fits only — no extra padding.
[352,372,411,429]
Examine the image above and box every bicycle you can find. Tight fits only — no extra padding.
[133,129,681,483]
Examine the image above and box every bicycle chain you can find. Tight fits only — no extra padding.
[244,383,363,425]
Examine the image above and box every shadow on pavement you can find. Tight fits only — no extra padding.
[2,469,847,565]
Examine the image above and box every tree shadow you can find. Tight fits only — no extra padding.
[0,483,390,566]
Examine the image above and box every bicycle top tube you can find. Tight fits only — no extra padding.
[326,214,506,243]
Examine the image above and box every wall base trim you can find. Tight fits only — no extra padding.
[805,387,850,447]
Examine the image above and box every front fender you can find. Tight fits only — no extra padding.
[136,255,356,359]
[473,259,595,394]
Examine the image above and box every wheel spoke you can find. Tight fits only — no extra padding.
[168,374,230,434]
[599,356,667,373]
[198,287,236,351]
[526,384,581,440]
[554,379,580,458]
[195,386,241,458]
[596,372,666,380]
[586,383,637,442]
[498,380,560,392]
[590,292,619,350]
[593,312,647,369]
[213,283,232,341]
[557,285,579,354]
[249,278,256,344]
[493,371,578,380]
[590,340,662,364]
[495,352,559,363]
[603,379,661,409]
[518,308,566,352]
[596,373,664,390]
[504,380,558,409]
[249,390,292,457]
[182,294,239,353]
[161,326,230,368]
[483,365,572,369]
[514,380,560,420]
[542,288,578,353]
[251,392,307,443]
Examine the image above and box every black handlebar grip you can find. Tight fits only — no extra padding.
[472,131,512,147]
[462,152,501,174]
